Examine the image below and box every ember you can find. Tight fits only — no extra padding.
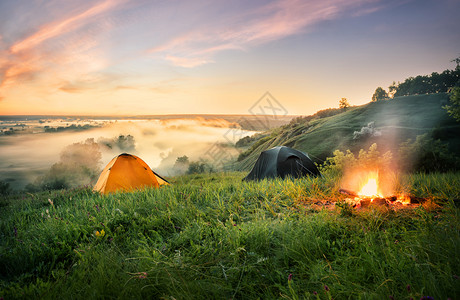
[339,170,427,209]
[339,189,427,208]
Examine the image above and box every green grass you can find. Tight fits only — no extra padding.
[236,93,460,170]
[1,172,459,299]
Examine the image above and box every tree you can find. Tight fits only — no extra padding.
[116,135,135,151]
[186,161,206,174]
[175,155,189,165]
[33,139,102,190]
[339,98,350,110]
[372,87,388,102]
[388,81,397,98]
[173,155,189,174]
[444,86,460,122]
[451,56,460,71]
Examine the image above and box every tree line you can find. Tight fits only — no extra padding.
[372,57,460,101]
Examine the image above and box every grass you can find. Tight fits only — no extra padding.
[0,171,459,299]
[236,93,460,170]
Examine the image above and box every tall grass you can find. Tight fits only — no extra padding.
[1,172,459,299]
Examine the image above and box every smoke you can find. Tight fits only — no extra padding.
[353,122,382,140]
[0,117,255,190]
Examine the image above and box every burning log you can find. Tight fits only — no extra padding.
[342,192,427,209]
[340,170,428,209]
[339,188,358,197]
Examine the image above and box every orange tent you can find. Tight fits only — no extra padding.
[93,153,169,194]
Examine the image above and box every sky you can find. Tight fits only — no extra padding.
[0,0,459,116]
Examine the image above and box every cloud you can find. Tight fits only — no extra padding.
[0,0,124,94]
[149,0,384,67]
[10,0,121,54]
[164,55,212,68]
[113,77,187,94]
[59,82,94,94]
[115,85,138,90]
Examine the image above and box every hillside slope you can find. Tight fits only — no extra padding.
[236,93,459,171]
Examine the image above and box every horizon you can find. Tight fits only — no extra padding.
[1,0,459,116]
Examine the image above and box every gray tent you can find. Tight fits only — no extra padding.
[243,146,321,181]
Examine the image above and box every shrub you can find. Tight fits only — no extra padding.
[398,134,460,172]
[320,143,392,175]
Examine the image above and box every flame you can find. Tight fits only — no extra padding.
[357,172,382,197]
[396,194,411,205]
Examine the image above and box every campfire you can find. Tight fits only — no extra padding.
[339,170,426,209]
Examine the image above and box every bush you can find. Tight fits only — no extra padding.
[186,161,214,174]
[443,86,460,122]
[0,181,12,196]
[398,133,460,172]
[235,135,256,148]
[320,143,392,175]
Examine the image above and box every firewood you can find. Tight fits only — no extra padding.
[339,188,357,197]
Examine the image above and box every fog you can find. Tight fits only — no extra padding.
[0,117,255,190]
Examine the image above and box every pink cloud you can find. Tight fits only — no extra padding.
[10,0,121,54]
[150,0,382,67]
[0,0,124,94]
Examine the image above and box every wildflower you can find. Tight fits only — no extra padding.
[288,273,293,281]
[95,229,105,237]
[389,296,394,300]
[406,284,411,292]
[420,297,434,300]
[138,272,148,279]
[324,285,329,291]
[13,227,17,237]
[313,291,318,295]
[95,205,100,212]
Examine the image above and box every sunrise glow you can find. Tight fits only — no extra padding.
[0,0,459,115]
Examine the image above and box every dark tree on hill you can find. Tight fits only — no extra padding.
[452,56,460,70]
[391,59,460,97]
[444,86,460,122]
[388,81,397,98]
[372,87,388,102]
[339,98,350,110]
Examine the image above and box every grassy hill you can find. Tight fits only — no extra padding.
[236,93,459,171]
